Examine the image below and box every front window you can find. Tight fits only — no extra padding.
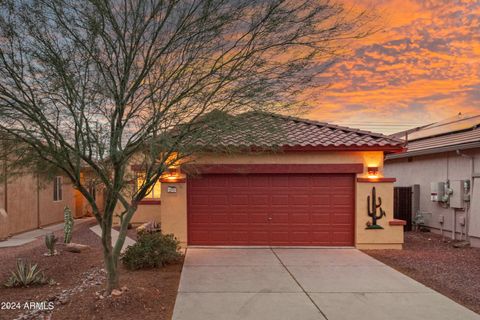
[53,176,62,201]
[137,175,161,199]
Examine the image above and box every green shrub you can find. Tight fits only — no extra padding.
[121,233,182,270]
[4,259,51,288]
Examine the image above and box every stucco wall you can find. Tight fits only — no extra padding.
[131,204,162,224]
[355,182,403,249]
[38,178,75,226]
[385,149,480,245]
[159,151,403,248]
[5,174,38,234]
[160,182,187,243]
[0,174,75,236]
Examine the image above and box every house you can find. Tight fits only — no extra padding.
[385,113,480,247]
[0,170,104,239]
[127,112,406,249]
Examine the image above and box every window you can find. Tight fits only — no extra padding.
[137,175,161,199]
[53,176,63,201]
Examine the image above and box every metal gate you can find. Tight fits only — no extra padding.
[394,187,412,231]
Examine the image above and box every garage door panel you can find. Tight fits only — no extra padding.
[310,195,331,205]
[188,173,354,246]
[289,194,310,205]
[271,195,289,205]
[270,176,289,186]
[311,213,331,224]
[210,213,229,223]
[251,195,269,205]
[230,176,249,187]
[230,213,249,223]
[231,194,248,204]
[288,176,311,187]
[249,212,269,223]
[209,195,229,205]
[230,231,249,242]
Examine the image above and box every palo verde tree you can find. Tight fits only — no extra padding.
[0,0,375,293]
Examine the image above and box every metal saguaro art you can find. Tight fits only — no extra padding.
[366,186,386,229]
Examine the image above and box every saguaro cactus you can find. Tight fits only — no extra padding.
[63,206,74,243]
[366,187,386,229]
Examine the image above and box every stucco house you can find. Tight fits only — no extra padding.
[128,112,406,249]
[385,113,480,247]
[0,170,104,239]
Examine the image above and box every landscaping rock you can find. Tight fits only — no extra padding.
[452,240,470,248]
[111,289,123,296]
[64,243,91,253]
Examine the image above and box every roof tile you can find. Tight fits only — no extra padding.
[193,112,403,151]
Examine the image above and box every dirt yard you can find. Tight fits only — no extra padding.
[0,221,183,320]
[364,231,480,315]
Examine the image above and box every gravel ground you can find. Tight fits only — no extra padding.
[0,221,182,320]
[363,231,480,315]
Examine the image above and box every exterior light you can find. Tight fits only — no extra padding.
[367,166,379,179]
[168,167,178,177]
[164,167,180,181]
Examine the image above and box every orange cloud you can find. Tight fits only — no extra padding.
[307,0,480,134]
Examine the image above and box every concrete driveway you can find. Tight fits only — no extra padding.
[172,248,480,320]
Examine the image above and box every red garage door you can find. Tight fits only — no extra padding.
[187,173,354,246]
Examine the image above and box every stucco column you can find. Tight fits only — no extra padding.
[160,181,187,245]
[355,180,404,249]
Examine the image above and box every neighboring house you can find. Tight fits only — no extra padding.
[385,113,480,247]
[0,173,75,237]
[0,170,104,239]
[126,112,406,249]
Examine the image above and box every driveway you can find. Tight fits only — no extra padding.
[172,248,480,320]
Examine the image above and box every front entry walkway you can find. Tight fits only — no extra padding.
[172,248,479,320]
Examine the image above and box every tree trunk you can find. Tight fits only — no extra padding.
[100,212,120,295]
[104,251,119,293]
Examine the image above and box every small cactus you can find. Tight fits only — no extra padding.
[63,206,74,243]
[45,232,58,256]
[366,187,386,229]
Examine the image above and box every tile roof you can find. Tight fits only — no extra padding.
[192,112,404,151]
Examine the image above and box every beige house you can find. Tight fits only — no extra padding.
[385,113,480,247]
[0,171,104,239]
[126,113,406,249]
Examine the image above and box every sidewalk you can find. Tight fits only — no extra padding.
[89,225,136,253]
[0,217,94,248]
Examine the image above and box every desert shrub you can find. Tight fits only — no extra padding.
[45,232,58,256]
[4,259,52,288]
[121,233,182,270]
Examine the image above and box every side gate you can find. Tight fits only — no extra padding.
[393,186,413,231]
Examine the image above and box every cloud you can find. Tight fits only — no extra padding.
[308,0,480,133]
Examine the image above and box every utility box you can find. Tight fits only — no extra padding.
[450,180,465,208]
[430,182,445,202]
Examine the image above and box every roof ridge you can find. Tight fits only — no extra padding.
[246,111,403,143]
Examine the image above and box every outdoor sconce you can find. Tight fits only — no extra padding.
[168,167,179,177]
[160,166,185,183]
[367,166,379,179]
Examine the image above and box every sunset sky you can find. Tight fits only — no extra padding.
[309,0,480,134]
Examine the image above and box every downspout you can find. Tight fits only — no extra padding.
[456,150,474,241]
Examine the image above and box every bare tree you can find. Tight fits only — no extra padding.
[0,0,375,293]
